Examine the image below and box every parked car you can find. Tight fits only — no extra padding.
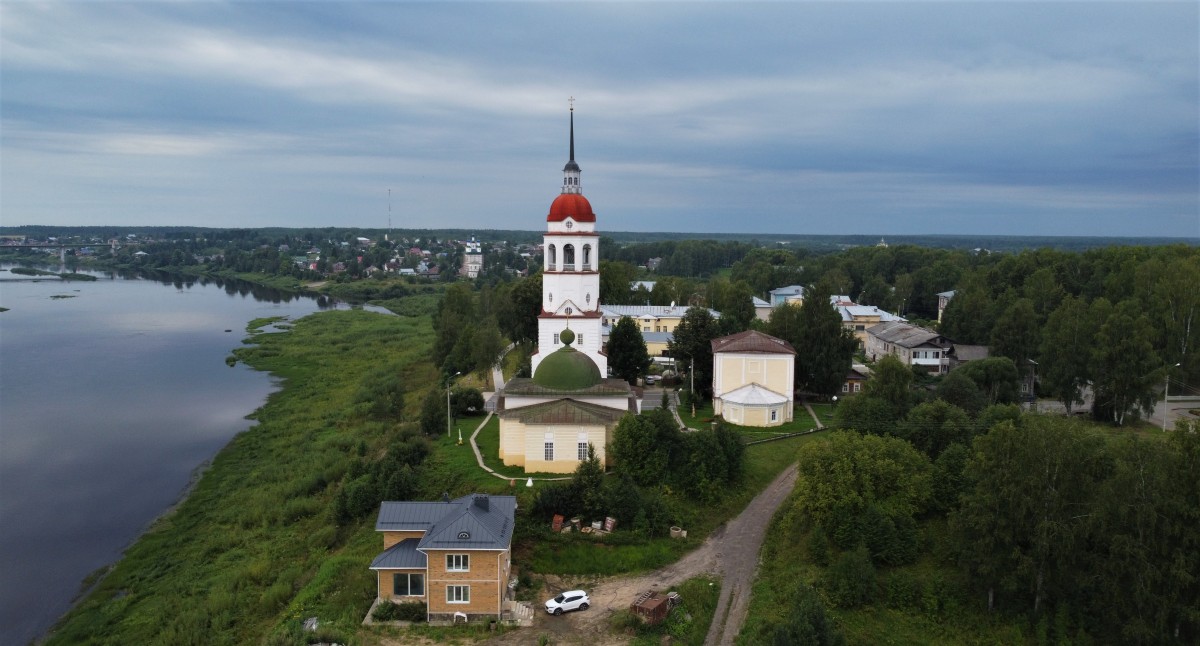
[645,374,659,385]
[545,590,590,615]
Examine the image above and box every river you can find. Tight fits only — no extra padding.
[0,265,344,643]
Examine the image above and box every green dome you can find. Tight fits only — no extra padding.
[533,335,601,390]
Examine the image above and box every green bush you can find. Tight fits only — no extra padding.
[824,545,876,608]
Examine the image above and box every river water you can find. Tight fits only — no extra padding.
[0,266,342,643]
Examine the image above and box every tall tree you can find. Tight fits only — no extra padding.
[598,260,638,305]
[940,276,992,343]
[1091,300,1160,425]
[1038,296,1095,414]
[668,306,721,399]
[899,400,973,459]
[498,271,542,346]
[796,282,859,396]
[719,280,757,334]
[865,355,915,417]
[951,416,1108,615]
[957,357,1020,405]
[607,316,651,386]
[989,298,1040,368]
[432,283,476,365]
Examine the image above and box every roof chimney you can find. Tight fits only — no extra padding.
[474,494,489,511]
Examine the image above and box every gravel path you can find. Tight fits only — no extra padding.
[483,462,799,645]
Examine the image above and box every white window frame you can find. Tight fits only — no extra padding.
[447,585,470,604]
[446,554,469,572]
[578,441,588,461]
[770,409,778,422]
[545,440,554,461]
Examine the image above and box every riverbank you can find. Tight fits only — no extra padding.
[42,303,442,644]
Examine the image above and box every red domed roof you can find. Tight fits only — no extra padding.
[547,193,595,223]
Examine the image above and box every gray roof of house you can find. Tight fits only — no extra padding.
[420,495,517,551]
[376,501,457,532]
[601,305,720,319]
[375,494,517,552]
[370,538,427,570]
[752,296,770,307]
[770,285,805,297]
[866,321,947,348]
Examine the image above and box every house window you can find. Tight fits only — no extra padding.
[853,383,861,393]
[578,441,588,461]
[447,585,470,604]
[545,440,554,461]
[446,554,469,572]
[842,383,849,393]
[393,573,425,596]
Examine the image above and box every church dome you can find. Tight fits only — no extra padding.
[547,193,595,223]
[533,330,602,390]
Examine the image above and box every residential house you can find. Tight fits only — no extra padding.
[936,290,956,323]
[768,285,805,307]
[840,364,871,396]
[600,304,719,335]
[752,296,772,321]
[370,493,516,623]
[711,330,796,427]
[865,321,951,374]
[836,304,907,344]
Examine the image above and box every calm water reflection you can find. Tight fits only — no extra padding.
[0,266,341,643]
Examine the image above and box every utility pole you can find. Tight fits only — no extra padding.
[1164,362,1180,431]
[691,357,696,417]
[447,371,461,438]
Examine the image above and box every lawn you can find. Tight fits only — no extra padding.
[676,399,823,441]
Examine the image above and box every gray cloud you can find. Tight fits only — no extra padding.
[1,1,1196,237]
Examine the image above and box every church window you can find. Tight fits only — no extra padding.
[544,440,555,461]
[577,334,583,345]
[770,409,778,422]
[578,434,589,461]
[566,220,573,230]
[549,292,553,303]
[553,333,559,345]
[548,245,557,271]
[586,293,591,304]
[582,245,591,269]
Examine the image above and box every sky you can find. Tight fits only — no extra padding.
[1,1,1197,238]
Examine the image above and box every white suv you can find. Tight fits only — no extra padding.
[545,590,590,615]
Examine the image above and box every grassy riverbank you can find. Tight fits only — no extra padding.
[45,305,446,645]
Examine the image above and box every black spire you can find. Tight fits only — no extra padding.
[563,98,580,173]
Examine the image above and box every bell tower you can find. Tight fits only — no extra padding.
[533,99,606,376]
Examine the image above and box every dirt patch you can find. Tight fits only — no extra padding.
[484,463,799,645]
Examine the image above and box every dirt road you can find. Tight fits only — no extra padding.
[485,463,799,645]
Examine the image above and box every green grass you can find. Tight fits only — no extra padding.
[45,306,439,646]
[615,575,721,646]
[677,400,823,440]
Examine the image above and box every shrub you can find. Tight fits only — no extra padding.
[824,544,876,608]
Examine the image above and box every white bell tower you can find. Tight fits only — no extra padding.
[533,99,606,376]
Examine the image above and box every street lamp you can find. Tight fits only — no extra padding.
[447,371,462,438]
[1164,362,1180,432]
